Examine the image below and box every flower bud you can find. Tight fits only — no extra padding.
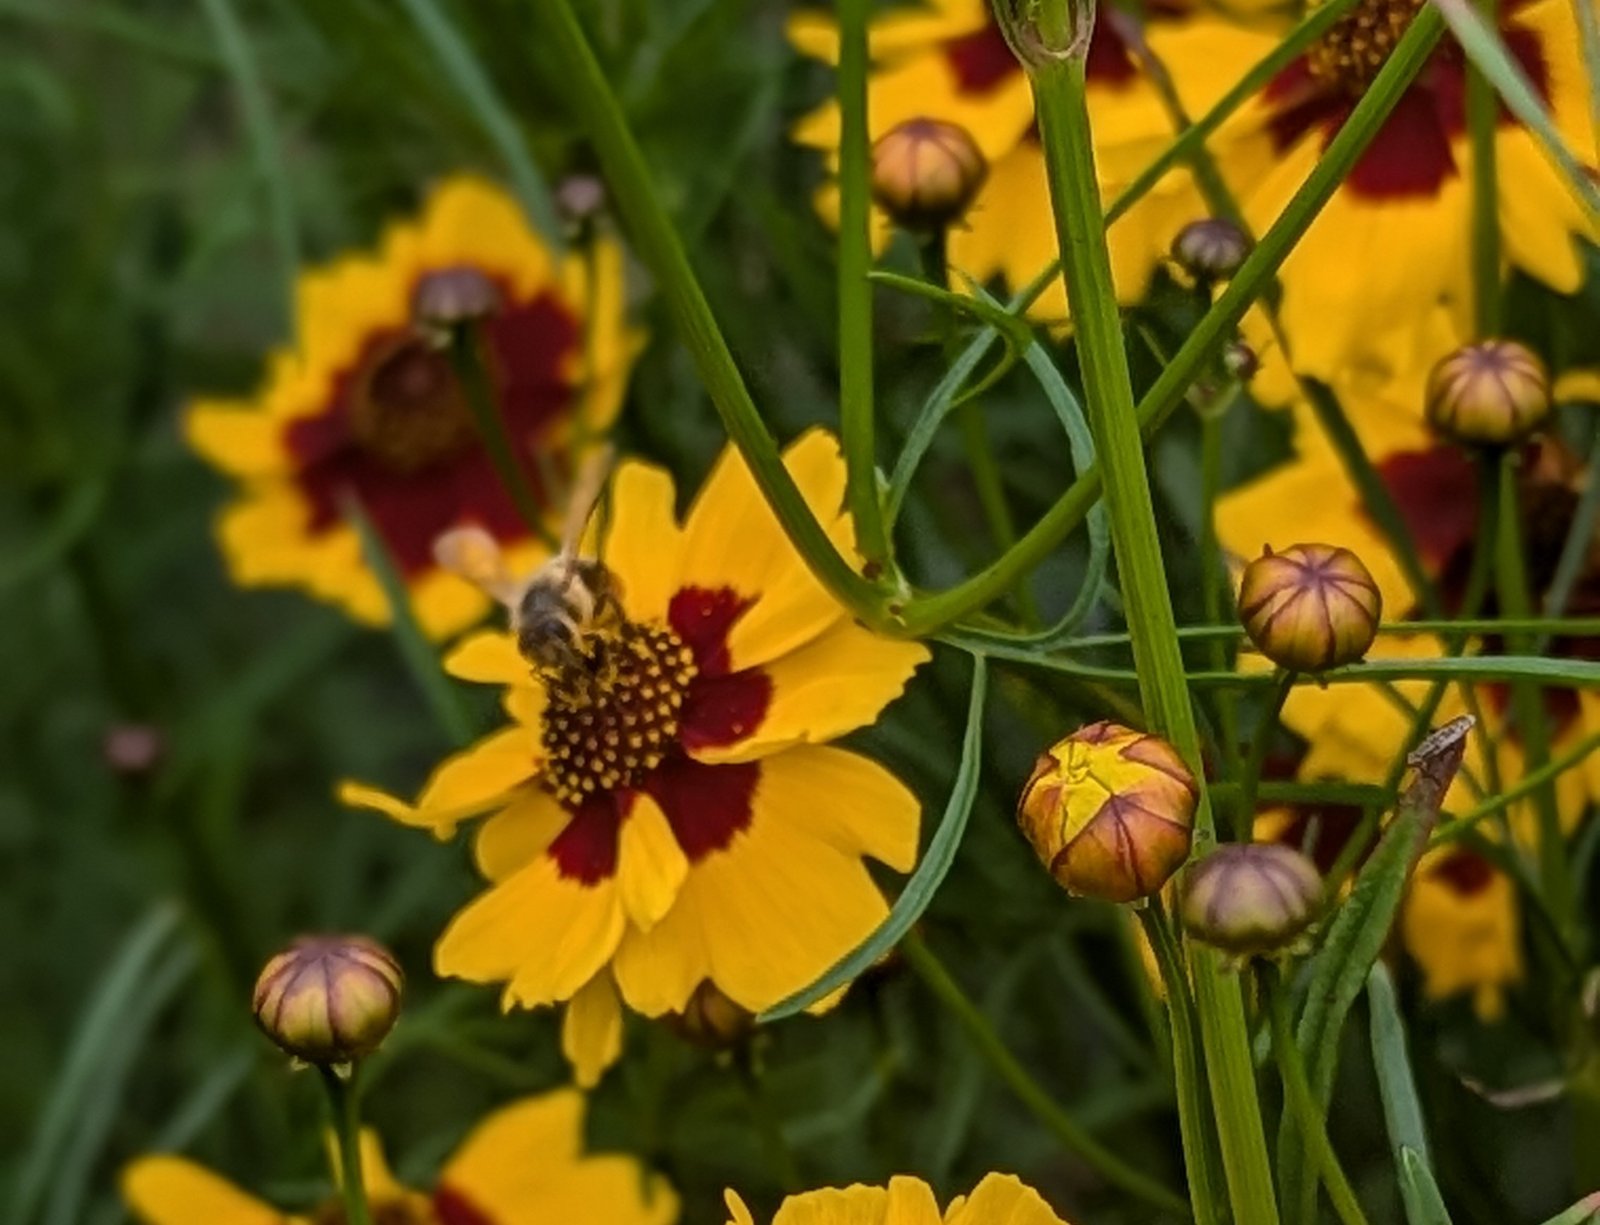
[1425,339,1551,445]
[103,723,165,776]
[557,174,607,233]
[1180,843,1323,957]
[1223,341,1259,383]
[666,981,754,1049]
[1172,218,1251,282]
[252,935,402,1066]
[1237,542,1381,673]
[870,119,988,232]
[412,265,502,332]
[1017,722,1197,903]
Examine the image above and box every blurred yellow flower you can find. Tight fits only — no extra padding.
[122,1088,677,1225]
[724,1172,1070,1225]
[344,431,928,1085]
[188,175,641,639]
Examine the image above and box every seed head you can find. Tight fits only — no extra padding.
[1171,218,1251,282]
[1016,722,1197,903]
[252,935,403,1066]
[1238,543,1381,673]
[1180,843,1323,957]
[870,119,988,232]
[1425,339,1551,445]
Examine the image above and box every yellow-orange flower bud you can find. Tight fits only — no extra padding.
[870,119,988,232]
[1180,843,1323,957]
[1425,339,1551,445]
[1016,722,1197,903]
[1237,543,1381,673]
[252,935,403,1066]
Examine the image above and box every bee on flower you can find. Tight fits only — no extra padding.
[188,176,641,639]
[343,431,928,1084]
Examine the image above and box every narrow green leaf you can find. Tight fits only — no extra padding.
[1399,1148,1455,1225]
[1368,963,1433,1204]
[397,0,564,248]
[1430,0,1600,222]
[759,654,988,1022]
[1538,1197,1600,1225]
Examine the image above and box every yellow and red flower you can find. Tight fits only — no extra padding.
[789,0,1280,319]
[188,175,640,639]
[343,431,928,1084]
[724,1172,1070,1225]
[122,1088,677,1225]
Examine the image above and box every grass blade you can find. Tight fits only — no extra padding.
[1369,961,1440,1225]
[1399,1148,1455,1225]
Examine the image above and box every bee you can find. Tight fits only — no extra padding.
[433,447,624,675]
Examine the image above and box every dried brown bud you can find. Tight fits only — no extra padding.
[1425,339,1551,446]
[411,265,502,331]
[1238,543,1381,673]
[103,723,165,776]
[665,981,754,1049]
[870,119,988,232]
[1172,218,1251,282]
[1180,843,1323,957]
[252,935,402,1066]
[1017,722,1197,903]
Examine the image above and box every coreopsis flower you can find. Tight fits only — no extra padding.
[724,1172,1070,1225]
[343,431,927,1084]
[1017,721,1197,902]
[1218,0,1598,383]
[1219,366,1600,1015]
[122,1089,677,1225]
[1237,542,1382,673]
[188,176,641,639]
[789,0,1279,319]
[252,934,403,1066]
[1181,842,1324,956]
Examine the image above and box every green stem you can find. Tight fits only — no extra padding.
[898,9,1444,636]
[1540,422,1600,644]
[1466,0,1502,335]
[1236,670,1295,840]
[835,0,888,569]
[1200,412,1242,783]
[1494,450,1569,923]
[320,1066,372,1225]
[1265,970,1371,1225]
[1434,728,1600,846]
[902,933,1190,1217]
[537,0,887,624]
[449,323,558,550]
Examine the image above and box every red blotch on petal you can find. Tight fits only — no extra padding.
[1375,445,1480,570]
[942,22,1021,95]
[549,791,628,884]
[1428,848,1496,896]
[645,755,761,863]
[1343,87,1457,199]
[434,1185,497,1225]
[669,586,756,677]
[679,670,774,752]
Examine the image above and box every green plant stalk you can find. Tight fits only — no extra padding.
[1236,670,1295,839]
[899,9,1444,635]
[1466,0,1502,334]
[902,933,1191,1216]
[537,0,886,624]
[1494,451,1569,924]
[1434,728,1600,845]
[1200,412,1243,784]
[835,0,889,569]
[1028,37,1277,1224]
[1266,971,1371,1225]
[320,1066,372,1225]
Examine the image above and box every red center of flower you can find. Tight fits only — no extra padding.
[433,1185,496,1225]
[313,1198,438,1225]
[283,272,581,576]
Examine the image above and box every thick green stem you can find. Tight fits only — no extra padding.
[835,0,889,569]
[537,0,886,624]
[320,1066,372,1225]
[1028,39,1277,1224]
[1466,0,1502,335]
[903,933,1190,1216]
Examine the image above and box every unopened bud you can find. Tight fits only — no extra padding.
[1017,722,1197,903]
[1238,543,1381,673]
[666,981,754,1049]
[1180,843,1323,957]
[870,119,988,232]
[252,935,402,1066]
[412,265,502,333]
[1223,341,1258,383]
[103,723,165,776]
[1425,339,1551,446]
[1172,218,1251,282]
[557,174,607,233]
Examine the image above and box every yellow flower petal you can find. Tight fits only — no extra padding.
[561,972,625,1088]
[1402,849,1521,1020]
[601,459,686,625]
[447,631,534,686]
[689,622,926,765]
[773,1185,893,1225]
[750,746,920,872]
[473,789,571,881]
[618,794,690,931]
[186,401,287,478]
[1556,369,1600,404]
[323,1130,412,1205]
[409,175,552,301]
[942,1173,1070,1224]
[339,727,536,837]
[121,1157,287,1225]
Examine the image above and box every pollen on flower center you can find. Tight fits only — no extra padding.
[1305,0,1425,94]
[348,333,478,474]
[540,620,699,806]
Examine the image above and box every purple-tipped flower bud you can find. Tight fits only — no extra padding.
[1017,722,1197,903]
[1172,218,1251,281]
[1180,843,1323,957]
[557,174,607,231]
[252,935,403,1066]
[666,981,754,1049]
[412,265,502,331]
[1238,542,1381,674]
[870,119,988,232]
[1425,339,1551,445]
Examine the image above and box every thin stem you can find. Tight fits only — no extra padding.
[902,933,1190,1217]
[1434,729,1600,845]
[1541,421,1600,641]
[319,1066,372,1225]
[1466,0,1501,334]
[835,0,888,569]
[1265,971,1371,1225]
[1236,670,1295,839]
[537,0,887,624]
[449,323,559,550]
[1200,411,1242,783]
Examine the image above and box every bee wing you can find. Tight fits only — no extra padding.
[434,526,523,607]
[558,443,615,560]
